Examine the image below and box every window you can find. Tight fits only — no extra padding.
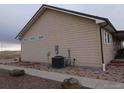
[103,31,112,44]
[30,37,35,40]
[109,33,113,44]
[23,35,44,41]
[104,31,108,44]
[23,38,28,41]
[38,36,44,39]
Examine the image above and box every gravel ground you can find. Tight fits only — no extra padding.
[0,69,61,89]
[1,61,124,83]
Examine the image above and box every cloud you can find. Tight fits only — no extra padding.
[0,4,41,41]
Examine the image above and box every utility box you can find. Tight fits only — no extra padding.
[52,56,65,68]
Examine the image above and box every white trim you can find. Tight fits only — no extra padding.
[102,63,106,71]
[96,19,105,24]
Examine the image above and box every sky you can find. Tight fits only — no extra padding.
[0,4,124,51]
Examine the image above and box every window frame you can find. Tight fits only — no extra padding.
[103,30,113,44]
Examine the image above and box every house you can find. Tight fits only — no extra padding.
[16,4,124,70]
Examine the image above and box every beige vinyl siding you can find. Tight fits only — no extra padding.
[21,9,102,67]
[102,29,116,64]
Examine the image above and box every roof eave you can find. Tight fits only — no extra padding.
[15,4,117,40]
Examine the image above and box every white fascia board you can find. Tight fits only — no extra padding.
[95,19,105,24]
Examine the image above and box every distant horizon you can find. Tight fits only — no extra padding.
[0,42,21,51]
[0,49,21,52]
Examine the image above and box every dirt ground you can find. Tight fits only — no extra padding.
[0,69,61,89]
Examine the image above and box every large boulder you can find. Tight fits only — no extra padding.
[61,77,82,89]
[9,69,25,76]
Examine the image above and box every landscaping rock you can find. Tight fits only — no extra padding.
[9,69,25,76]
[96,76,100,79]
[69,77,79,84]
[61,77,81,89]
[105,71,109,74]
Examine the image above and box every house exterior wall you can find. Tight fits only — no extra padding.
[21,9,102,67]
[101,29,116,65]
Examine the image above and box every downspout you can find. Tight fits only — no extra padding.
[99,22,109,71]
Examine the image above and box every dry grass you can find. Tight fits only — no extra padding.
[0,51,21,59]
